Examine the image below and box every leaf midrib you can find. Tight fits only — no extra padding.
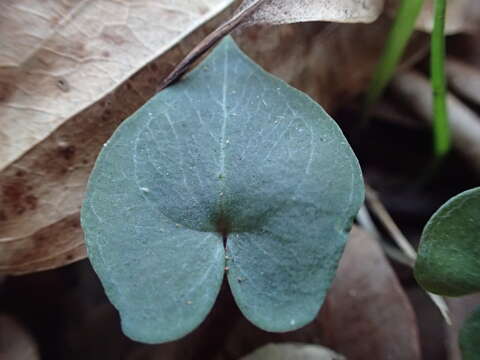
[218,38,229,219]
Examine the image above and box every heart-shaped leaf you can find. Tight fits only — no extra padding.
[459,306,480,360]
[414,187,480,296]
[81,36,364,344]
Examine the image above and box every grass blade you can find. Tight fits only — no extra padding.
[364,0,424,119]
[431,0,450,157]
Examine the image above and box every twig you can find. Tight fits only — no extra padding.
[365,186,417,260]
[158,0,268,91]
[361,185,451,324]
[357,205,414,267]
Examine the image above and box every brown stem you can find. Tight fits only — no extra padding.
[157,0,268,91]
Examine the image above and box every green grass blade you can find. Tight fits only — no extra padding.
[431,0,450,157]
[364,0,424,118]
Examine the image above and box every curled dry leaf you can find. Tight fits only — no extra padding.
[0,0,234,274]
[392,71,480,173]
[239,0,384,25]
[0,315,40,360]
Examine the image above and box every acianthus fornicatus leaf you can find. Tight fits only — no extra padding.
[415,187,480,296]
[81,36,364,344]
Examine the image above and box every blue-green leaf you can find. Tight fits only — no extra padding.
[81,36,364,344]
[414,187,480,296]
[460,306,480,360]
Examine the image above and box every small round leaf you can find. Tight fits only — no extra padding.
[414,187,480,296]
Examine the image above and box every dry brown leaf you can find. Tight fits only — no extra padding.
[0,0,233,171]
[392,71,480,173]
[240,0,384,25]
[0,315,40,360]
[320,226,422,360]
[235,15,412,111]
[0,8,416,274]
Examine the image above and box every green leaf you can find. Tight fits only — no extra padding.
[460,306,480,360]
[414,187,480,296]
[364,0,424,118]
[81,36,364,344]
[431,0,451,158]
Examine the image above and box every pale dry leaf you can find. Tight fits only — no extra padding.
[0,315,40,360]
[416,0,480,34]
[240,343,345,360]
[0,0,234,275]
[387,0,480,34]
[0,0,234,171]
[446,58,480,106]
[239,0,384,25]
